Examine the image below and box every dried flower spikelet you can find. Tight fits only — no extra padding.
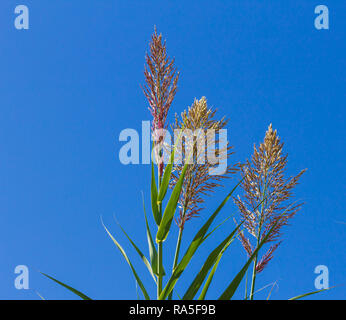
[142,28,179,177]
[170,97,236,229]
[235,124,306,273]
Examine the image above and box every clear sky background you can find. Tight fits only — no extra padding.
[0,1,344,300]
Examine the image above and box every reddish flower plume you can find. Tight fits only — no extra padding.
[142,28,179,176]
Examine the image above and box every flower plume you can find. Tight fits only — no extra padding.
[235,124,306,272]
[142,28,179,177]
[170,97,236,229]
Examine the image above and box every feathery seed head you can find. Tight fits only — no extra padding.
[142,28,179,177]
[235,124,306,272]
[170,97,236,229]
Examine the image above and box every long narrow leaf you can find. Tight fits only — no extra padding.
[157,126,185,203]
[218,205,295,300]
[203,214,235,242]
[102,221,150,300]
[151,160,160,225]
[157,148,175,202]
[198,238,233,300]
[156,161,189,242]
[113,216,156,283]
[35,291,46,300]
[183,223,241,299]
[135,281,140,300]
[141,192,164,276]
[288,288,329,300]
[159,180,242,300]
[41,272,92,300]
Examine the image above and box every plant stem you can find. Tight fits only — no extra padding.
[157,241,163,299]
[172,209,186,272]
[157,166,163,300]
[167,227,183,300]
[249,238,259,300]
[172,227,183,271]
[168,205,187,300]
[249,173,268,300]
[244,269,248,300]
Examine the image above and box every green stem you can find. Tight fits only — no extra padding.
[168,227,183,300]
[157,241,163,299]
[249,173,268,300]
[173,228,183,270]
[157,166,163,300]
[244,270,248,300]
[249,237,260,300]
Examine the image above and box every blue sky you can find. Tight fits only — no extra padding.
[0,1,344,300]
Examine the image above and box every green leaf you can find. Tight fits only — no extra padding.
[151,160,161,225]
[102,221,150,300]
[114,216,157,283]
[35,291,45,300]
[183,223,241,300]
[156,161,189,243]
[157,127,186,203]
[157,147,175,202]
[203,214,234,242]
[176,292,183,300]
[218,205,294,300]
[159,180,242,300]
[135,281,140,300]
[198,238,233,300]
[41,273,92,300]
[288,288,329,300]
[141,192,165,276]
